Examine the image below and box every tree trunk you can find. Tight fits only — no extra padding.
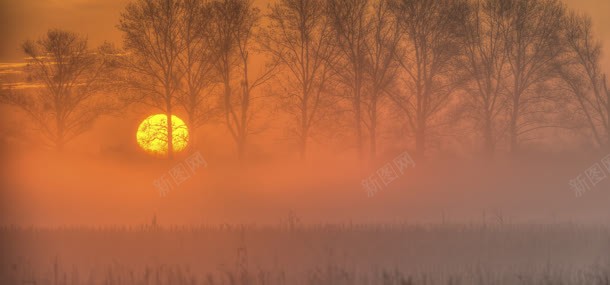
[221,59,241,161]
[166,100,174,160]
[509,82,521,153]
[370,126,377,160]
[354,106,362,160]
[238,61,250,162]
[482,112,495,159]
[235,98,248,162]
[354,76,363,161]
[299,116,309,161]
[369,97,378,160]
[300,90,309,161]
[188,115,196,152]
[415,119,426,159]
[509,107,519,153]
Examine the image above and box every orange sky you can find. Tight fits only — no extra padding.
[0,0,609,72]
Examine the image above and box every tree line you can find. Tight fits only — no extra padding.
[1,0,609,161]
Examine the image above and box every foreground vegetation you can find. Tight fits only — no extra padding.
[1,223,609,284]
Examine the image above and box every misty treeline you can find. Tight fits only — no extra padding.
[1,0,609,161]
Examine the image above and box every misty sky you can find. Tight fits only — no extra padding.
[1,0,609,72]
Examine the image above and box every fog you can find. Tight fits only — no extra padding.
[1,112,608,227]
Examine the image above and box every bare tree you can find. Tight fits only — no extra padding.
[363,0,401,159]
[260,0,336,160]
[558,13,610,149]
[0,29,118,150]
[119,0,186,159]
[326,0,370,160]
[503,0,566,152]
[177,0,219,149]
[209,0,276,160]
[458,0,510,158]
[389,0,467,158]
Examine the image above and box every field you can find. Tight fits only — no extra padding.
[1,223,609,285]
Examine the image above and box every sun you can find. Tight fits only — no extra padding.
[136,114,189,156]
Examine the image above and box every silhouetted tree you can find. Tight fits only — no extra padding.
[503,0,566,152]
[558,13,610,149]
[363,0,401,159]
[119,0,186,159]
[260,0,336,160]
[326,0,370,160]
[459,0,510,158]
[209,0,277,160]
[0,29,118,150]
[389,0,468,158]
[177,0,219,148]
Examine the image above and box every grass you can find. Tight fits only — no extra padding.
[0,223,609,284]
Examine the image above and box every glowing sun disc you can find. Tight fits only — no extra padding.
[136,114,189,156]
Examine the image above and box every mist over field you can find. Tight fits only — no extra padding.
[2,0,610,284]
[1,139,609,226]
